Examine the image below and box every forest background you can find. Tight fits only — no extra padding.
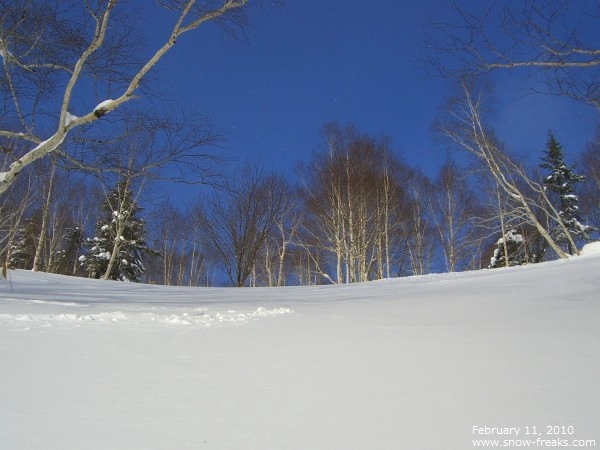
[1,0,600,287]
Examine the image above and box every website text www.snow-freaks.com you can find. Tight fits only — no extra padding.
[472,426,596,447]
[472,438,596,447]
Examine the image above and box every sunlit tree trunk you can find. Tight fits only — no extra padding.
[442,82,571,260]
[32,161,56,272]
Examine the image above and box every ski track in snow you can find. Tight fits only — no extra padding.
[0,306,293,329]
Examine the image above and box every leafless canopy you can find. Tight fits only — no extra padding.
[423,0,600,107]
[440,80,578,258]
[195,163,293,287]
[0,0,251,195]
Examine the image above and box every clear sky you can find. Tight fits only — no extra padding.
[142,1,598,188]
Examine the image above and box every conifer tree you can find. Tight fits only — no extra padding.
[8,218,38,269]
[55,226,84,276]
[8,227,33,269]
[540,132,590,255]
[80,181,156,281]
[489,229,527,268]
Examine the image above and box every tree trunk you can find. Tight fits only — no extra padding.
[33,162,56,272]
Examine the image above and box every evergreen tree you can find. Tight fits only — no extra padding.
[8,228,33,269]
[8,218,38,269]
[55,226,84,276]
[540,132,591,255]
[489,229,527,268]
[80,180,156,281]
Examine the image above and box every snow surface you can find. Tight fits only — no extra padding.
[1,243,600,449]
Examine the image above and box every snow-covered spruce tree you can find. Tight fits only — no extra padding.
[540,132,591,255]
[8,226,34,269]
[489,229,527,269]
[80,181,156,281]
[7,216,40,269]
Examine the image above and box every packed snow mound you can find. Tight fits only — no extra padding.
[581,240,600,256]
[0,306,293,329]
[0,270,295,330]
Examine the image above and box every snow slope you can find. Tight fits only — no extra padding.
[1,244,599,449]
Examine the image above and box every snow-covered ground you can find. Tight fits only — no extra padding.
[1,244,599,449]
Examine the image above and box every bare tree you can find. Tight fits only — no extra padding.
[580,132,600,232]
[402,169,435,275]
[424,1,600,108]
[0,168,34,265]
[299,123,408,283]
[147,199,208,286]
[258,185,300,287]
[0,0,252,196]
[5,154,82,273]
[441,81,577,259]
[149,199,185,285]
[468,166,551,267]
[430,159,481,272]
[31,157,57,271]
[299,149,345,283]
[65,108,224,185]
[196,164,291,287]
[56,178,99,276]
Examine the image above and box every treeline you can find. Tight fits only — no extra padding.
[2,122,598,287]
[2,1,600,287]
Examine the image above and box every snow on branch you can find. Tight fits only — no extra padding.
[93,100,115,118]
[65,112,78,127]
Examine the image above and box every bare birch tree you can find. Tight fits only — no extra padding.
[0,167,34,265]
[31,158,57,271]
[299,123,406,283]
[0,0,252,196]
[430,159,481,272]
[441,81,577,259]
[403,169,435,275]
[259,186,299,287]
[580,133,600,231]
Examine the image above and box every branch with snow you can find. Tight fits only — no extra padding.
[93,100,114,118]
[0,0,249,197]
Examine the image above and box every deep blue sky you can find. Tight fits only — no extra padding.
[142,0,598,189]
